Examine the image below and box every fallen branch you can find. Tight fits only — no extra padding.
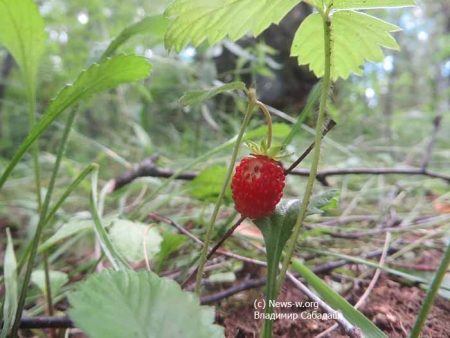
[200,246,398,305]
[293,167,450,186]
[110,160,450,191]
[19,316,74,329]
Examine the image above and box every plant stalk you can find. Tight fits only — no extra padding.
[27,83,42,210]
[17,164,98,272]
[256,101,272,149]
[10,110,77,337]
[42,252,56,338]
[277,13,332,292]
[194,88,257,295]
[410,239,450,337]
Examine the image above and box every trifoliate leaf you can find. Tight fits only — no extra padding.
[180,81,246,106]
[331,0,416,10]
[291,11,401,80]
[69,270,224,338]
[164,0,300,52]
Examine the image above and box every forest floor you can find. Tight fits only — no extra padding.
[3,212,450,338]
[216,245,450,338]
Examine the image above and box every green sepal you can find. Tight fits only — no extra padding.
[244,139,290,161]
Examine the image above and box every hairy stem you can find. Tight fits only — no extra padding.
[277,13,332,292]
[194,88,257,295]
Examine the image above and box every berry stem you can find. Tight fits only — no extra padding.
[256,100,272,149]
[194,88,258,295]
[277,11,333,293]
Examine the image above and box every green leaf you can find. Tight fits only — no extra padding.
[109,220,163,264]
[244,123,291,141]
[38,214,118,253]
[0,54,151,188]
[100,15,170,61]
[180,81,246,106]
[31,270,68,296]
[307,190,339,214]
[1,229,18,338]
[208,272,236,283]
[39,220,94,252]
[187,166,232,203]
[291,11,401,80]
[0,0,46,85]
[291,258,387,338]
[69,270,224,338]
[164,0,300,52]
[157,233,187,272]
[90,169,131,271]
[253,192,337,262]
[331,0,416,10]
[253,197,333,335]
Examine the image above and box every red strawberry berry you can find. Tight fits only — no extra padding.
[231,155,285,219]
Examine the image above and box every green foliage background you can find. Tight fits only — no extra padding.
[1,0,450,337]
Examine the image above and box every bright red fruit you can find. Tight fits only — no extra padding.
[231,155,285,219]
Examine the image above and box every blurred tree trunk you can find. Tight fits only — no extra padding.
[214,3,317,113]
[383,55,396,141]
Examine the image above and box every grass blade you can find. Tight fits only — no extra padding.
[90,168,130,271]
[410,239,450,337]
[1,228,18,338]
[291,258,387,338]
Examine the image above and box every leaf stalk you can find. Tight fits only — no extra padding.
[194,88,257,295]
[277,12,333,293]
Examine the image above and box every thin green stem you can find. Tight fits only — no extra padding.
[42,252,54,317]
[27,83,42,210]
[256,101,272,149]
[16,163,99,271]
[277,13,332,293]
[10,110,77,337]
[410,240,450,337]
[194,88,257,295]
[90,166,130,271]
[261,247,280,338]
[42,252,56,338]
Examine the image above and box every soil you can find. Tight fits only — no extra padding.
[215,275,450,338]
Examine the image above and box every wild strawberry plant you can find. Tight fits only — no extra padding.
[6,1,450,338]
[163,0,417,337]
